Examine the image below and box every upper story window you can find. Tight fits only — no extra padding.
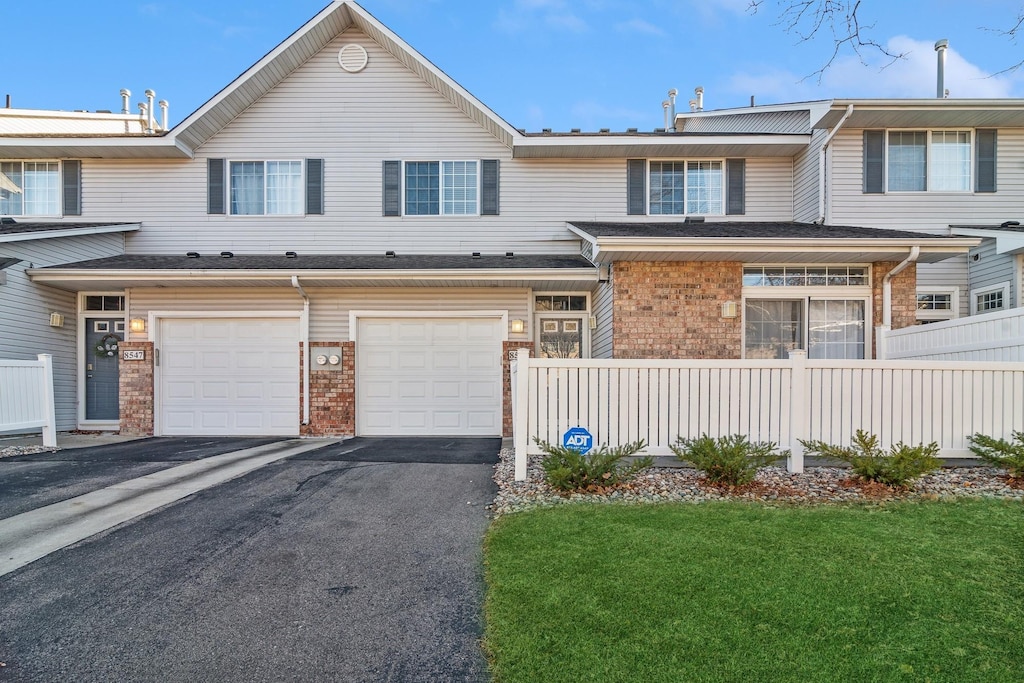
[1,161,60,216]
[649,161,723,215]
[628,158,744,216]
[864,129,996,194]
[230,161,303,215]
[383,159,499,217]
[970,282,1009,315]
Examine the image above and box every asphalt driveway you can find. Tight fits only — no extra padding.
[0,437,500,682]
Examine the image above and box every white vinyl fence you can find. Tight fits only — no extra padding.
[882,307,1024,361]
[510,349,1024,481]
[0,354,57,447]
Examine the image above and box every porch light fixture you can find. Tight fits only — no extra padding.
[510,319,525,334]
[49,313,65,328]
[721,301,738,319]
[129,318,146,333]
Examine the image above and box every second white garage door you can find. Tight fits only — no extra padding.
[159,318,299,436]
[357,317,503,436]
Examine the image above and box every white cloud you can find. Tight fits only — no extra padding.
[616,18,666,37]
[723,35,1022,104]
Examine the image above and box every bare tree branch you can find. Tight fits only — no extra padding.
[980,10,1024,75]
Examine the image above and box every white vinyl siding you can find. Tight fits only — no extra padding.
[0,233,125,430]
[967,240,1018,314]
[829,128,1024,231]
[792,129,824,223]
[591,279,614,358]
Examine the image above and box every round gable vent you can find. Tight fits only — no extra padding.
[338,44,368,73]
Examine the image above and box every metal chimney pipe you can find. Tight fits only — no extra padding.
[668,88,678,132]
[120,89,131,115]
[689,100,697,112]
[139,102,148,133]
[663,101,671,130]
[158,100,168,131]
[695,86,704,112]
[934,39,948,99]
[144,89,156,133]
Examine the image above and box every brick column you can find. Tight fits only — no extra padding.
[118,341,154,436]
[503,341,533,438]
[300,341,355,436]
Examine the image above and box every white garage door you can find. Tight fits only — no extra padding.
[357,317,502,436]
[159,318,299,436]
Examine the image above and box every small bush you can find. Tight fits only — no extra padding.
[800,430,940,489]
[535,438,651,492]
[670,434,788,486]
[968,431,1024,479]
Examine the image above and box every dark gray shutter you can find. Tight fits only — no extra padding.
[62,160,81,216]
[207,158,226,214]
[726,158,745,215]
[382,160,401,216]
[627,159,646,215]
[975,129,997,193]
[863,130,885,194]
[305,158,324,214]
[481,159,500,215]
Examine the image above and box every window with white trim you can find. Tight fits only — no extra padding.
[0,161,60,216]
[405,161,477,215]
[916,287,959,322]
[649,160,723,215]
[229,160,303,215]
[886,130,971,192]
[743,266,871,359]
[970,282,1009,315]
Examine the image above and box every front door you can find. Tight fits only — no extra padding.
[85,318,123,420]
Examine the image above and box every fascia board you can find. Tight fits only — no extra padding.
[0,224,141,244]
[27,267,599,283]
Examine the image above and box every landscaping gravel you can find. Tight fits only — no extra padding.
[489,448,1024,516]
[0,444,58,459]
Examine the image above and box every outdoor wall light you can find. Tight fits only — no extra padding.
[721,301,738,319]
[129,318,147,333]
[510,319,525,334]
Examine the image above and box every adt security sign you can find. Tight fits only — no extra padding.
[563,426,593,455]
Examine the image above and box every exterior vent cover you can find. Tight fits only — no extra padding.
[338,44,369,73]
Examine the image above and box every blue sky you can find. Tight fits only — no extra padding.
[3,1,1023,132]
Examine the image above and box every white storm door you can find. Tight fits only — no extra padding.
[357,317,502,436]
[159,318,299,436]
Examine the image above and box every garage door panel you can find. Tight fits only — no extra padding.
[160,318,299,436]
[357,316,501,437]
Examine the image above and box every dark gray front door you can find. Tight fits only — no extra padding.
[85,318,122,420]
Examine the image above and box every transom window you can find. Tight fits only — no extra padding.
[405,161,477,215]
[230,161,303,215]
[886,130,971,192]
[649,160,723,215]
[84,295,125,312]
[744,265,870,360]
[0,161,60,216]
[534,295,588,311]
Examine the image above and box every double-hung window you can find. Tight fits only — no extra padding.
[404,161,478,216]
[866,129,993,193]
[229,160,303,215]
[1,161,61,216]
[649,160,723,215]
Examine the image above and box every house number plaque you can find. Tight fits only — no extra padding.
[122,349,146,361]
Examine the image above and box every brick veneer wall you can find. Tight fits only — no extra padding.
[612,261,744,359]
[503,341,533,438]
[118,341,154,436]
[300,341,355,437]
[871,261,917,358]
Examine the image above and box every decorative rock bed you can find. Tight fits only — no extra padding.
[490,448,1024,516]
[0,444,59,460]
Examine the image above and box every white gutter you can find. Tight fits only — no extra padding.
[291,275,310,427]
[818,104,854,224]
[877,246,921,360]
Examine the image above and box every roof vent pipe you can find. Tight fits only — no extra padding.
[934,39,948,99]
[695,86,704,112]
[158,100,168,131]
[144,89,156,133]
[138,102,148,129]
[689,99,697,112]
[662,100,671,130]
[120,89,131,115]
[668,88,677,132]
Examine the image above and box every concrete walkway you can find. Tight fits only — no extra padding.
[0,438,339,576]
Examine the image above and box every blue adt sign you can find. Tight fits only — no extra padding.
[563,426,593,455]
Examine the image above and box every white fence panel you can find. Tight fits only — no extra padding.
[885,308,1024,361]
[0,355,56,446]
[510,349,1024,481]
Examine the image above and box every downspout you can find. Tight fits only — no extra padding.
[878,246,920,359]
[817,104,854,224]
[291,275,310,426]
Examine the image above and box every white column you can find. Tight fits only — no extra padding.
[37,354,57,448]
[513,347,531,481]
[787,350,806,473]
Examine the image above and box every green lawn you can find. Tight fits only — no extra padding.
[484,500,1024,683]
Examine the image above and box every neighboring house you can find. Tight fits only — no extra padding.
[2,1,1010,440]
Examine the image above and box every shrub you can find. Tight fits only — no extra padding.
[535,438,651,492]
[968,431,1024,479]
[670,434,788,486]
[799,430,940,489]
